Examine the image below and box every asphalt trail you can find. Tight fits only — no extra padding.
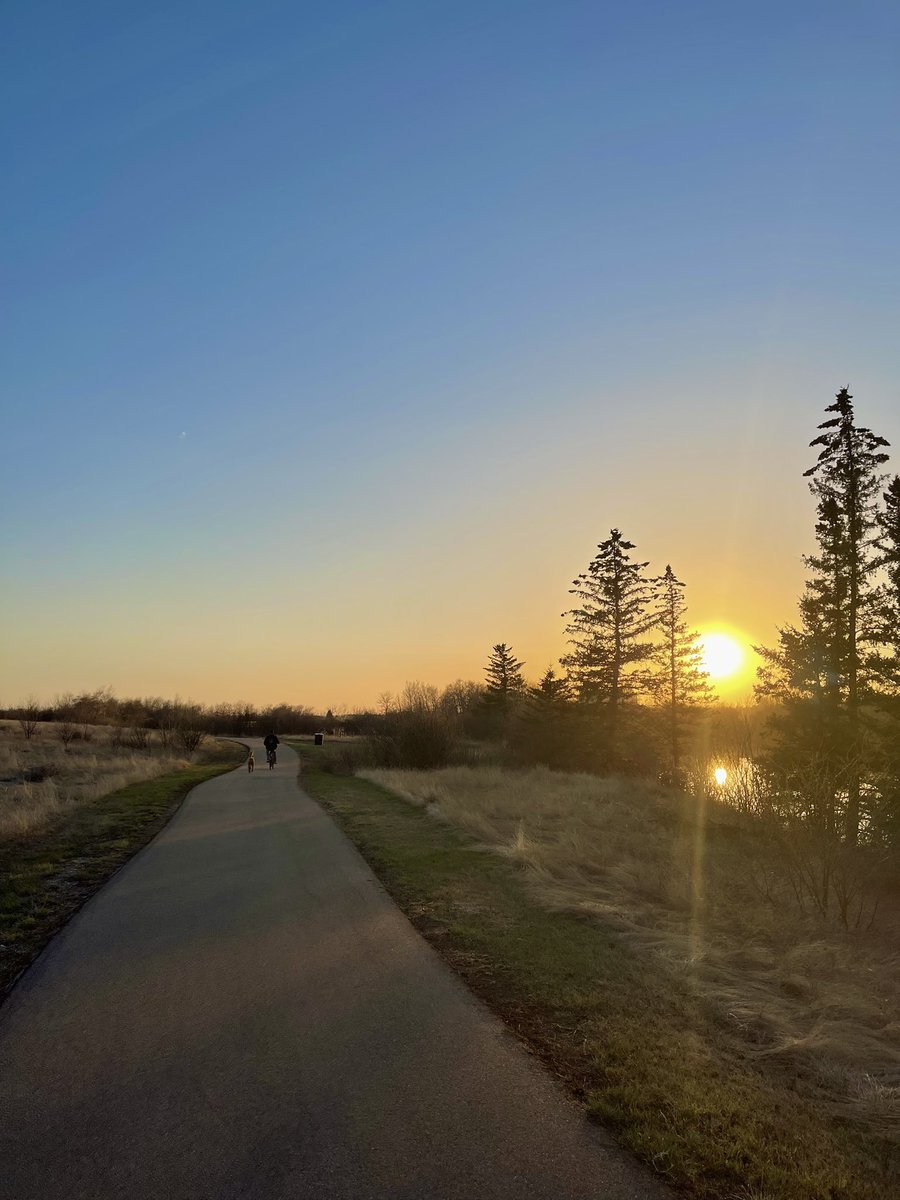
[0,740,670,1199]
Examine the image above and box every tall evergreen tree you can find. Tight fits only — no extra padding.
[650,565,714,776]
[756,388,889,841]
[483,643,526,717]
[804,388,889,839]
[561,528,656,765]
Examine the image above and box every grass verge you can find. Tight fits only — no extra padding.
[0,740,245,1000]
[289,740,896,1200]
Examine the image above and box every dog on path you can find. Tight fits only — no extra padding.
[247,750,255,773]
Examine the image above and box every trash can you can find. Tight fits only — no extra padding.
[314,733,324,746]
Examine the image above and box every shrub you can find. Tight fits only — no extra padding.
[367,707,458,770]
[57,722,78,748]
[17,700,40,741]
[176,726,206,755]
[124,726,151,751]
[319,744,375,776]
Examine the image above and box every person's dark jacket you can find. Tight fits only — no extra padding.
[263,733,279,752]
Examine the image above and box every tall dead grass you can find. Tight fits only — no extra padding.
[362,763,900,1143]
[0,721,188,840]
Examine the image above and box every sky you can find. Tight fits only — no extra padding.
[3,0,900,710]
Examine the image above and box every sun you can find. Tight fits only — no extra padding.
[696,632,744,679]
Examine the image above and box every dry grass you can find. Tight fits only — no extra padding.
[362,764,900,1144]
[1,728,244,999]
[0,720,190,841]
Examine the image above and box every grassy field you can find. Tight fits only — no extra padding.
[0,720,198,839]
[365,764,900,1130]
[290,738,898,1200]
[0,724,244,999]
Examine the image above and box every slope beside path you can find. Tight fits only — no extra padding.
[0,739,670,1200]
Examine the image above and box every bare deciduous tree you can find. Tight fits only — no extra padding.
[17,698,40,740]
[176,726,206,755]
[57,721,78,748]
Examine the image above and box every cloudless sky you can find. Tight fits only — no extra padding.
[3,0,900,708]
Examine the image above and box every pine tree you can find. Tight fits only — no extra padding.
[756,493,852,723]
[756,388,890,841]
[529,667,571,707]
[483,643,526,717]
[754,541,854,844]
[509,668,574,769]
[803,388,889,839]
[804,493,850,692]
[650,565,714,777]
[561,528,656,766]
[525,667,573,740]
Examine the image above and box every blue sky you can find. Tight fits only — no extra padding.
[3,1,900,706]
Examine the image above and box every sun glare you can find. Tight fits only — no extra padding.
[697,632,744,679]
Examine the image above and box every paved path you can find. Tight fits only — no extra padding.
[0,740,670,1200]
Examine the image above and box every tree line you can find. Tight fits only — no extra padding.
[2,691,331,741]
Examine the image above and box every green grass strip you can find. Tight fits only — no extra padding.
[0,741,245,999]
[290,741,896,1200]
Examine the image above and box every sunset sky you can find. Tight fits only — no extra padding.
[4,1,900,710]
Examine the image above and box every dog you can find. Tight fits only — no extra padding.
[247,750,255,773]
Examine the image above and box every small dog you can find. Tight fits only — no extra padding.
[247,750,255,773]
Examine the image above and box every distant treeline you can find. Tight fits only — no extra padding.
[2,690,349,738]
[1,683,491,741]
[1,678,735,776]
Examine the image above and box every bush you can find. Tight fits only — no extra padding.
[23,763,60,783]
[176,726,206,755]
[367,708,458,770]
[124,727,151,751]
[319,744,375,776]
[17,701,40,741]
